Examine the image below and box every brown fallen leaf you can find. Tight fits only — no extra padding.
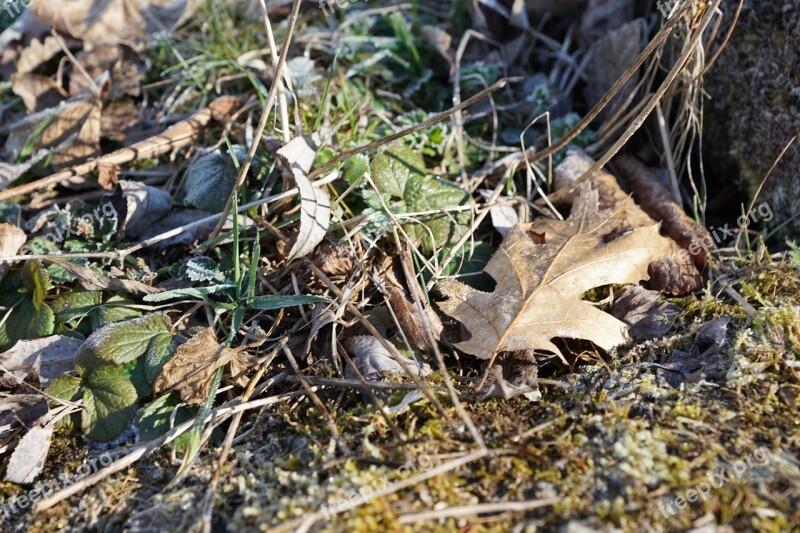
[11,73,65,113]
[438,183,674,362]
[69,44,147,98]
[16,36,63,74]
[583,19,645,120]
[46,258,161,296]
[2,98,102,167]
[380,250,442,353]
[28,0,196,47]
[554,149,702,295]
[276,137,331,262]
[611,286,680,340]
[0,335,81,388]
[476,350,541,402]
[659,317,731,388]
[0,222,27,280]
[154,328,256,404]
[102,180,173,239]
[4,416,54,484]
[613,154,712,272]
[0,395,48,441]
[343,335,431,382]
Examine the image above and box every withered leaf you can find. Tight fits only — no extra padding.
[613,154,712,272]
[611,286,680,340]
[4,418,53,484]
[380,250,442,353]
[554,149,702,295]
[47,258,161,296]
[343,335,431,382]
[276,137,332,262]
[154,328,255,404]
[439,185,674,361]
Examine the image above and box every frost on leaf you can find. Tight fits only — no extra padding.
[438,185,674,361]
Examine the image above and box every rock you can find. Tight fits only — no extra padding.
[704,0,800,237]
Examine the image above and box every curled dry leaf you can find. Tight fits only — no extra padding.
[276,137,332,262]
[69,44,147,98]
[154,328,256,404]
[11,73,65,113]
[28,0,196,47]
[659,317,731,388]
[476,350,541,402]
[103,180,172,238]
[613,154,712,272]
[4,417,54,484]
[379,250,442,353]
[583,18,645,119]
[439,184,674,362]
[343,335,431,382]
[16,36,63,74]
[554,149,702,295]
[0,335,81,387]
[47,258,161,296]
[0,222,26,280]
[611,286,680,340]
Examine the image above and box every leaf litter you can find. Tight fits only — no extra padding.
[0,0,797,531]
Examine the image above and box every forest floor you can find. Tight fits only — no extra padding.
[0,1,798,531]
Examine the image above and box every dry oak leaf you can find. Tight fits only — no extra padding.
[153,328,255,404]
[438,187,673,361]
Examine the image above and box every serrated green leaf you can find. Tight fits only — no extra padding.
[142,284,235,303]
[22,260,49,302]
[81,364,138,442]
[144,332,176,383]
[89,295,142,329]
[402,173,471,251]
[343,154,370,185]
[136,392,197,443]
[370,145,425,199]
[248,294,332,311]
[183,257,225,283]
[75,344,104,376]
[85,314,171,365]
[46,374,83,430]
[122,357,152,398]
[0,295,55,350]
[52,290,102,328]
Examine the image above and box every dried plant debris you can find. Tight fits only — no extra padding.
[0,335,81,387]
[611,286,680,340]
[439,184,673,362]
[276,136,332,262]
[154,327,256,404]
[554,149,703,295]
[379,250,442,353]
[343,335,431,382]
[659,317,731,388]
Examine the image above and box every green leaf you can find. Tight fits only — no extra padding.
[183,146,250,212]
[22,260,49,303]
[370,145,425,199]
[136,392,197,443]
[46,374,83,403]
[52,290,102,328]
[45,374,83,430]
[144,332,176,383]
[248,294,333,311]
[74,344,104,376]
[0,295,55,350]
[142,284,235,303]
[89,295,142,329]
[402,173,471,251]
[85,314,171,365]
[343,154,370,186]
[81,364,138,442]
[122,357,152,398]
[183,257,225,283]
